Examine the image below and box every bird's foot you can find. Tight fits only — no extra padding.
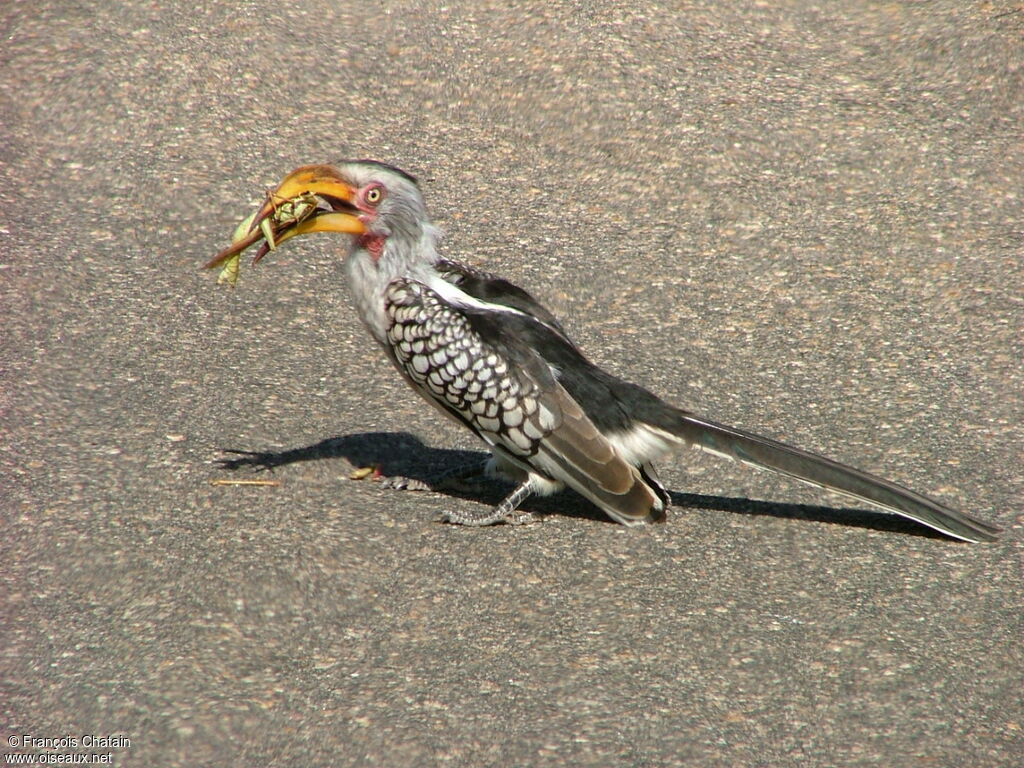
[377,474,434,491]
[434,508,539,526]
[373,460,490,494]
[434,479,538,526]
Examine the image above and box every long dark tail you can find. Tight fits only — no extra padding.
[670,414,1000,542]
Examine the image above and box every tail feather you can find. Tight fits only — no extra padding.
[670,414,1001,543]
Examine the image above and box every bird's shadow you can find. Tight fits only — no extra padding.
[213,431,943,538]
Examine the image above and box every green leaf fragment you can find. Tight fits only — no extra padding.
[232,211,258,244]
[216,252,241,286]
[259,215,277,250]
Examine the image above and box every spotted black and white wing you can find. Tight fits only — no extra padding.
[383,278,665,524]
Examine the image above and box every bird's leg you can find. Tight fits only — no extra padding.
[377,459,490,492]
[436,479,536,526]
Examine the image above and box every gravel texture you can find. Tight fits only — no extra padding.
[2,2,1021,766]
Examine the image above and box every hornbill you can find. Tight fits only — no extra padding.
[206,161,1000,542]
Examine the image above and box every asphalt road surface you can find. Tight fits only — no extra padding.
[2,2,1022,766]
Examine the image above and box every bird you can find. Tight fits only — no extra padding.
[206,160,1001,542]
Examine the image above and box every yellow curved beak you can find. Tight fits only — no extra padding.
[205,165,366,281]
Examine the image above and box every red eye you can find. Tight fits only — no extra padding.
[365,185,384,205]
